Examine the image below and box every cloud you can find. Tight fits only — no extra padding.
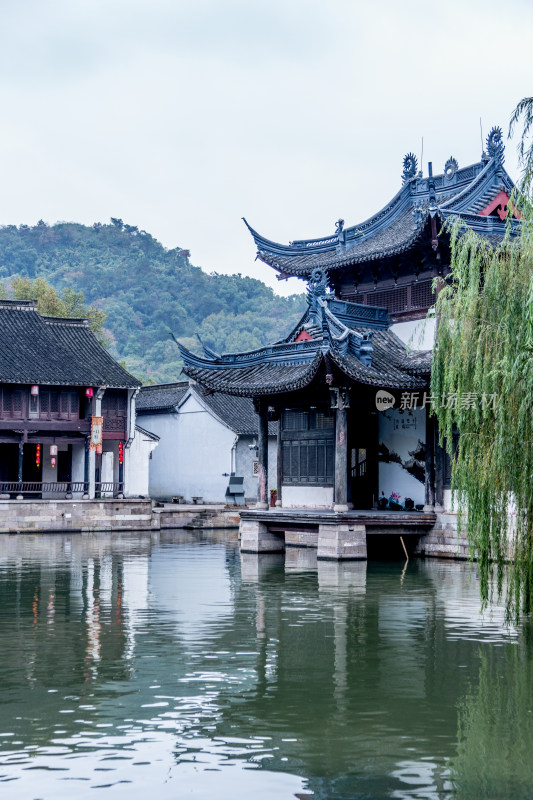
[0,0,531,295]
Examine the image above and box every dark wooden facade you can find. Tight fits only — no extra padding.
[0,301,140,498]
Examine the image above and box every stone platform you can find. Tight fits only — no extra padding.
[0,498,157,533]
[240,508,437,560]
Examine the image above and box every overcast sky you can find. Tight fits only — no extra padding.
[0,0,531,295]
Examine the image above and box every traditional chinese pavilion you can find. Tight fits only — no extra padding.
[179,128,518,558]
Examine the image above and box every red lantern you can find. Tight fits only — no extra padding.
[36,444,41,468]
[51,457,56,469]
[85,387,94,398]
[118,441,124,465]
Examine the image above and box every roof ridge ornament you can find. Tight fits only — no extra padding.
[306,268,329,325]
[444,156,459,180]
[486,126,504,163]
[402,153,418,183]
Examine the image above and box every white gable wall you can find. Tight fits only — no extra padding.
[125,430,159,498]
[135,412,178,499]
[139,389,278,503]
[174,393,236,502]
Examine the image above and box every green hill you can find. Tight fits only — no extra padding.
[0,219,306,383]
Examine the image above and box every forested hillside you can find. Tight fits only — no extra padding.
[0,219,306,383]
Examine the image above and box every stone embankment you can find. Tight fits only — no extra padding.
[0,500,242,533]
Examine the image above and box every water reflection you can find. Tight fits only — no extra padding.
[0,531,529,799]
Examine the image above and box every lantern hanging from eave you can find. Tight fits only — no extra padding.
[85,387,94,398]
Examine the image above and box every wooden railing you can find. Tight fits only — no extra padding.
[0,481,88,495]
[0,481,124,497]
[95,482,124,497]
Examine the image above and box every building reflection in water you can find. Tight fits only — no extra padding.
[0,531,529,800]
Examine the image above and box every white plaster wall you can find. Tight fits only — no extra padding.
[125,429,158,497]
[282,485,334,509]
[141,395,237,502]
[71,443,85,498]
[137,411,179,499]
[41,443,69,499]
[175,394,236,502]
[378,407,426,507]
[391,317,436,351]
[235,435,278,502]
[101,451,114,496]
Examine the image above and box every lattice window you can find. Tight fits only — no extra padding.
[282,438,334,485]
[310,409,334,429]
[50,392,59,414]
[12,391,22,414]
[69,391,79,416]
[372,287,408,314]
[103,390,127,417]
[411,280,434,309]
[282,410,308,431]
[1,389,23,418]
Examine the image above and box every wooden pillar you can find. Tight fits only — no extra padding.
[16,441,24,500]
[256,398,269,509]
[17,442,23,483]
[425,409,436,510]
[276,420,282,507]
[83,437,90,498]
[333,388,350,512]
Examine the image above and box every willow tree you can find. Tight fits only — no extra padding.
[431,210,533,619]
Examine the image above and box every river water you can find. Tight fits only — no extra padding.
[0,530,532,800]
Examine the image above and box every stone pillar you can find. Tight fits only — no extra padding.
[240,519,285,553]
[276,420,282,507]
[317,523,367,560]
[256,398,269,510]
[332,388,350,512]
[87,449,96,499]
[424,408,436,511]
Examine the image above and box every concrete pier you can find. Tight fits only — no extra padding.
[239,508,437,561]
[317,523,367,560]
[240,518,285,553]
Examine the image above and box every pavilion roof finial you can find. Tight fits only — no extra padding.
[486,126,504,163]
[402,152,418,183]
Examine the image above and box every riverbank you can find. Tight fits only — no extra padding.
[0,499,467,560]
[0,498,241,533]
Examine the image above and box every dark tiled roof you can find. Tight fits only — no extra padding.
[179,291,430,396]
[137,380,276,435]
[200,391,277,435]
[244,152,517,278]
[0,301,140,387]
[182,354,323,397]
[182,339,427,395]
[135,424,160,441]
[258,208,426,276]
[136,381,189,411]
